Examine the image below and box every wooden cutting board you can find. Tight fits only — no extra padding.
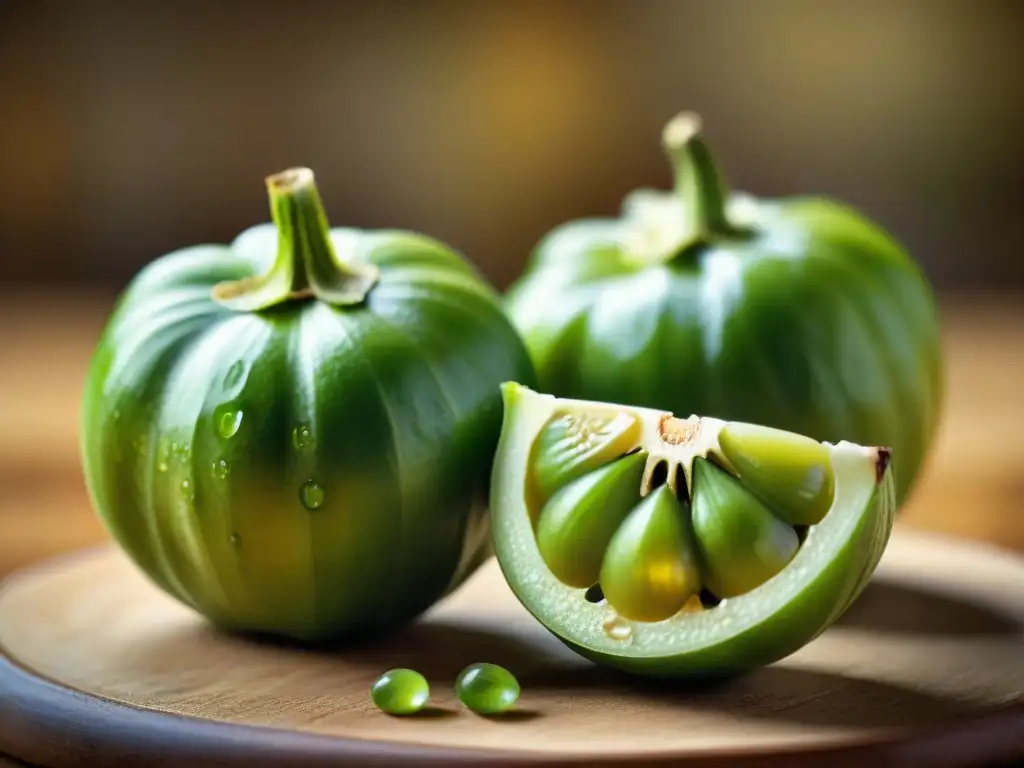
[1,527,1022,767]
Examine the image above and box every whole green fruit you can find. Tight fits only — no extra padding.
[505,113,942,505]
[80,167,535,642]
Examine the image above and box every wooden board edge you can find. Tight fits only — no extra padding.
[2,538,1024,767]
[0,651,518,767]
[1,649,1022,768]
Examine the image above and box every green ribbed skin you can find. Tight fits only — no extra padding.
[505,117,942,506]
[80,173,535,643]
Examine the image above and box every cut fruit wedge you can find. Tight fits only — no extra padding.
[489,383,896,678]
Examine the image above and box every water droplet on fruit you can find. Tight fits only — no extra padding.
[229,532,241,547]
[212,459,230,479]
[602,614,632,641]
[300,481,325,510]
[155,439,170,471]
[292,424,315,451]
[218,409,243,439]
[223,360,246,389]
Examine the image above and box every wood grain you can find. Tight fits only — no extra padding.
[1,529,1022,766]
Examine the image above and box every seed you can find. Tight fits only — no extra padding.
[536,452,646,588]
[530,409,642,505]
[370,669,429,715]
[455,663,520,715]
[691,458,798,597]
[599,485,701,622]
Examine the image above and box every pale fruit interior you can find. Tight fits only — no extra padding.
[493,385,882,656]
[530,401,835,623]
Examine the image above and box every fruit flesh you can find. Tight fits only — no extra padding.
[490,383,896,678]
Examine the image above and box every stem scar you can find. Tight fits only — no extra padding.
[658,415,698,446]
[875,447,892,484]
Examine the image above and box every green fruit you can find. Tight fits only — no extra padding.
[80,167,535,642]
[490,383,896,678]
[370,668,430,715]
[455,663,520,715]
[528,408,641,510]
[690,458,799,598]
[717,422,834,526]
[505,112,941,506]
[535,452,646,587]
[599,485,702,622]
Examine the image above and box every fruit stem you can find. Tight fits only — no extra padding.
[659,113,747,261]
[212,168,379,311]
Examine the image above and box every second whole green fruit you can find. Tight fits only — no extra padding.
[504,112,942,506]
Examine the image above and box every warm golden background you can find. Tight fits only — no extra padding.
[1,0,1022,576]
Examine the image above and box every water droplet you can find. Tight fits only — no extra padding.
[292,424,315,451]
[212,459,230,479]
[180,479,193,499]
[602,614,632,641]
[300,480,325,510]
[223,360,246,389]
[218,409,243,439]
[111,409,122,423]
[680,595,704,614]
[155,437,170,468]
[229,532,241,547]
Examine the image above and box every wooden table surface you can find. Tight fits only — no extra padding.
[0,291,1022,768]
[0,291,1022,579]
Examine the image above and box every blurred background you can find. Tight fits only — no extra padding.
[0,0,1022,576]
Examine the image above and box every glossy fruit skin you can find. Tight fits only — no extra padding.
[455,663,520,714]
[80,173,535,643]
[505,117,941,506]
[370,669,430,715]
